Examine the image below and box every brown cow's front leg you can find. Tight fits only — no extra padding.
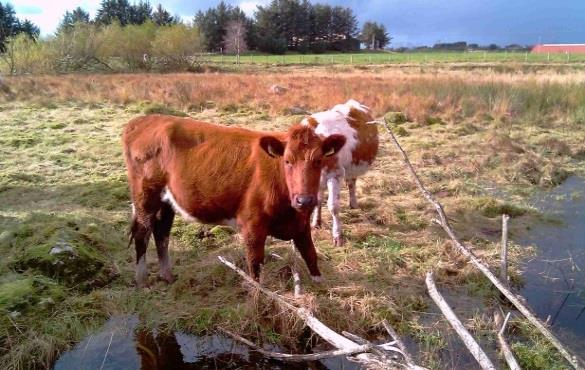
[240,222,268,281]
[293,227,322,283]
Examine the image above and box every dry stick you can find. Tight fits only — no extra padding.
[218,256,361,350]
[221,328,372,361]
[497,312,521,370]
[426,272,497,370]
[218,256,411,369]
[382,319,416,367]
[501,214,510,286]
[270,252,302,298]
[384,124,584,370]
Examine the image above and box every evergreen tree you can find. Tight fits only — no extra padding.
[0,2,40,51]
[95,0,132,26]
[58,7,90,33]
[130,1,152,25]
[360,21,390,49]
[152,4,176,26]
[194,1,248,52]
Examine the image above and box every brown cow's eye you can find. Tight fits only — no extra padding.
[285,160,292,166]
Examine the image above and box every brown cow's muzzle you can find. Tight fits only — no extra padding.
[292,194,316,210]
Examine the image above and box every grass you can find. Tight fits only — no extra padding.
[201,51,585,65]
[1,65,584,369]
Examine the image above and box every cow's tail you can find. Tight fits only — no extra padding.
[127,208,138,249]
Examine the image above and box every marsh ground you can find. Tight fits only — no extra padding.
[1,65,585,369]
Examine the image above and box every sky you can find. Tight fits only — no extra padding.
[11,0,585,47]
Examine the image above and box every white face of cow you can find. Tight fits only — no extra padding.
[260,125,346,211]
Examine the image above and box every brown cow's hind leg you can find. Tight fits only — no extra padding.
[153,202,176,283]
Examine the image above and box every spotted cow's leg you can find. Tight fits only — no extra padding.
[348,177,358,209]
[311,188,323,229]
[153,202,176,283]
[293,226,322,282]
[327,176,343,246]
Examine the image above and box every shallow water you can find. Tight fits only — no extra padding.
[517,175,585,353]
[53,315,359,370]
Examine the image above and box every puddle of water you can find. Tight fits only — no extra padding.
[53,315,360,370]
[517,175,585,353]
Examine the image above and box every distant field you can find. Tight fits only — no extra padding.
[202,51,585,65]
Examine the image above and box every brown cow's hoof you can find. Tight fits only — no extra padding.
[311,275,324,284]
[333,236,344,247]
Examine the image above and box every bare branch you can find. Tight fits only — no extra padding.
[426,272,497,370]
[496,312,521,370]
[501,214,510,285]
[383,123,584,369]
[382,319,416,366]
[270,252,302,298]
[221,328,372,361]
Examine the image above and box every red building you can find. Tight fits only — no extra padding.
[532,44,585,54]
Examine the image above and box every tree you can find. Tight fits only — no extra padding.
[151,24,202,70]
[58,7,90,33]
[95,0,132,25]
[360,21,390,49]
[152,4,175,26]
[0,2,39,51]
[98,21,156,70]
[194,1,249,52]
[130,1,152,24]
[18,19,40,39]
[223,20,248,62]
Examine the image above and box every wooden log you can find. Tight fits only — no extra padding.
[426,272,497,370]
[383,123,584,370]
[501,214,510,285]
[496,312,521,370]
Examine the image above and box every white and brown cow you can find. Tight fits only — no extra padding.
[302,100,379,246]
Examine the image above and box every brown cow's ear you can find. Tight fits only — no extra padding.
[322,134,346,157]
[260,136,285,157]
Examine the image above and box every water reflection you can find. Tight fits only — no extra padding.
[53,315,358,370]
[517,175,585,352]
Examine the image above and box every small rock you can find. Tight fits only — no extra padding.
[286,106,311,115]
[270,84,288,94]
[49,241,75,255]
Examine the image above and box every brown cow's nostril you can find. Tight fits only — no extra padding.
[296,195,315,207]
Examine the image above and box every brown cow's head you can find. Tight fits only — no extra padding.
[260,125,346,211]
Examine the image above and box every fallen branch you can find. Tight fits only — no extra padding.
[221,328,372,361]
[496,312,521,370]
[382,319,416,367]
[426,272,496,370]
[384,123,583,369]
[501,214,510,285]
[270,252,302,298]
[218,255,425,369]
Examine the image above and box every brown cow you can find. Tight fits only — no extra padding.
[122,114,346,287]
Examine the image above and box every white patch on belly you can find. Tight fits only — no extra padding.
[161,187,199,223]
[220,218,237,228]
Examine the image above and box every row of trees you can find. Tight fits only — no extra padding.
[58,1,178,33]
[195,1,390,54]
[1,21,201,75]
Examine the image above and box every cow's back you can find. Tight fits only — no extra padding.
[122,114,275,224]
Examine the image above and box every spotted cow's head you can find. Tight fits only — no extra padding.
[260,125,345,211]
